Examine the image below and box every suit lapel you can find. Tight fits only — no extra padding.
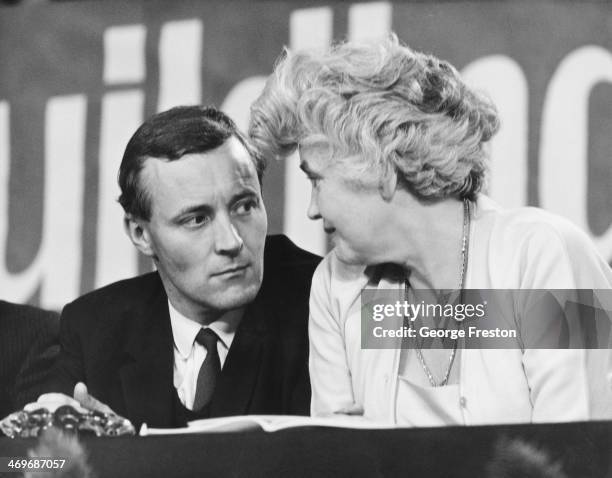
[119,277,175,428]
[210,291,275,417]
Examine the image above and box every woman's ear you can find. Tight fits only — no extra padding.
[124,214,155,258]
[378,163,398,201]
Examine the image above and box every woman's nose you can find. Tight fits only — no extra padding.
[307,187,321,220]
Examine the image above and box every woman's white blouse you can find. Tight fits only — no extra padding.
[395,377,463,426]
[308,196,612,425]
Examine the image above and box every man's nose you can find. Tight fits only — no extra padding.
[213,214,244,256]
[307,187,321,220]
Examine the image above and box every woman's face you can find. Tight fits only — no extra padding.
[298,144,396,265]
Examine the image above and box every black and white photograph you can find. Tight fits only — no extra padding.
[1,1,612,477]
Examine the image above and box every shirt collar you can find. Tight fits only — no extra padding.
[168,300,241,359]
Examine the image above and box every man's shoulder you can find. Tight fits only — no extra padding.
[65,272,163,311]
[263,234,321,271]
[260,235,321,301]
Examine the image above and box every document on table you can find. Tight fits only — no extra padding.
[139,415,395,436]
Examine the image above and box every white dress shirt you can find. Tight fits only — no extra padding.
[169,301,241,410]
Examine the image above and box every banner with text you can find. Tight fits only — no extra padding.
[1,1,611,308]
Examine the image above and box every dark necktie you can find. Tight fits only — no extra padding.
[192,327,221,412]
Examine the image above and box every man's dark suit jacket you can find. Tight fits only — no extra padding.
[0,301,59,418]
[52,235,320,428]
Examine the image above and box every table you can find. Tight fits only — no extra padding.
[1,421,611,477]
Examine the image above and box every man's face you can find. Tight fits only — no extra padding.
[135,137,267,319]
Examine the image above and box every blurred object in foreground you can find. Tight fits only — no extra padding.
[24,428,94,478]
[0,405,135,438]
[485,437,567,478]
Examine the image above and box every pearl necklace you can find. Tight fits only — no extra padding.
[405,198,470,387]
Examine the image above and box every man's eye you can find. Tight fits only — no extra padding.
[234,199,258,215]
[185,214,210,227]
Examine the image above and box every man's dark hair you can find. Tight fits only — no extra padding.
[118,105,266,220]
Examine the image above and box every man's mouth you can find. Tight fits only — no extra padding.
[212,264,250,277]
[323,225,335,234]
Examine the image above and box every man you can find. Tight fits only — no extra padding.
[0,300,58,418]
[45,106,319,428]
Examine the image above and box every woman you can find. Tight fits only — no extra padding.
[249,35,612,426]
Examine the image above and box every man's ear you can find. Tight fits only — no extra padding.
[378,163,398,202]
[124,214,155,258]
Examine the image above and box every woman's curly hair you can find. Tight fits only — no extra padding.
[249,34,499,199]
